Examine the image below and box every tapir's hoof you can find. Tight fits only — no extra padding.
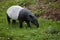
[20,27,23,28]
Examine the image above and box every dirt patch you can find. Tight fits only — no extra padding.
[40,8,60,21]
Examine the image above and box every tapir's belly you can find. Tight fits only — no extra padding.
[7,6,24,20]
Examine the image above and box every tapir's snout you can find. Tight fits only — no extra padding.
[37,23,39,28]
[30,16,39,28]
[31,20,39,28]
[36,22,39,28]
[34,20,39,28]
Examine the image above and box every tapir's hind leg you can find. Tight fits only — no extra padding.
[12,20,16,24]
[7,14,10,24]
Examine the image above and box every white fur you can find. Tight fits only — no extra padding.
[7,5,24,20]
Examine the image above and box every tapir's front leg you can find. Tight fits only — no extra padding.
[25,20,31,28]
[19,20,23,28]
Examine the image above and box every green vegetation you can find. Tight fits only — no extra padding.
[0,0,60,40]
[49,2,60,9]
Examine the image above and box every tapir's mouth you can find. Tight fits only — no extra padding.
[35,23,39,27]
[37,24,39,28]
[31,21,39,27]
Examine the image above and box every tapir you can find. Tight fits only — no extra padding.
[7,5,39,28]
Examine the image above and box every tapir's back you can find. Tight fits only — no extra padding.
[7,5,24,20]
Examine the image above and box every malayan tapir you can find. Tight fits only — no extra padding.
[6,5,39,28]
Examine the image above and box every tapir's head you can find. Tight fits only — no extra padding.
[29,15,39,28]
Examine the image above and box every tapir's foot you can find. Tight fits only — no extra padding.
[20,27,23,28]
[19,25,23,28]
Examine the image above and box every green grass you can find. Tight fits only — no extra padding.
[0,17,60,40]
[0,0,60,40]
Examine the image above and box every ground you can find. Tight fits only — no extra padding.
[0,0,60,40]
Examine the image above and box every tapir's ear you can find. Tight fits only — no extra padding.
[29,15,33,18]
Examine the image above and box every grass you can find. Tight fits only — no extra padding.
[0,17,60,40]
[0,0,60,40]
